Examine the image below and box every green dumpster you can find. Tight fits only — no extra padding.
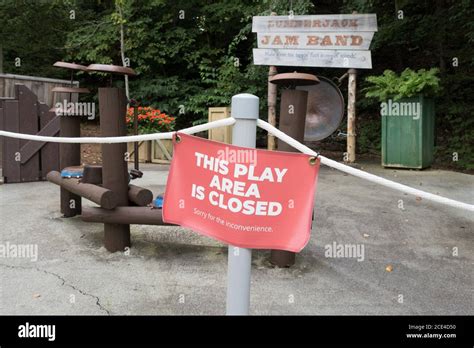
[381,96,435,169]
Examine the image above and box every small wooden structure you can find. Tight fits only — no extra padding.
[0,73,79,183]
[269,72,318,267]
[46,63,158,253]
[208,107,232,144]
[0,85,60,183]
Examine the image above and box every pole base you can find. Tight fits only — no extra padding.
[60,189,82,217]
[270,250,296,268]
[104,223,130,252]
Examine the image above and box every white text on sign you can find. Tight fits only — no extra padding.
[191,152,288,216]
[253,48,372,69]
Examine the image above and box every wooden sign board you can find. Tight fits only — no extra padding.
[253,48,372,69]
[252,14,377,69]
[252,14,378,33]
[257,32,374,50]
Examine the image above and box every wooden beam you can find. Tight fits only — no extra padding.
[81,206,172,226]
[19,115,59,164]
[47,171,118,210]
[128,184,153,207]
[347,68,357,163]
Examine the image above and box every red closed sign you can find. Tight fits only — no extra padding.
[163,133,320,252]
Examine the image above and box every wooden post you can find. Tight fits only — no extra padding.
[270,89,308,268]
[81,164,102,185]
[59,92,81,216]
[267,65,278,150]
[267,12,278,151]
[347,68,357,163]
[99,87,131,252]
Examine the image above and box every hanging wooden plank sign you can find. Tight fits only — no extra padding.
[252,14,377,69]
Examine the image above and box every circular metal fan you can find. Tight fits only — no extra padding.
[297,76,345,141]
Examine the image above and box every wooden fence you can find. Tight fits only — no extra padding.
[0,73,78,106]
[0,74,79,182]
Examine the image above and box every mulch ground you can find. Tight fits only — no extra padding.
[81,122,102,165]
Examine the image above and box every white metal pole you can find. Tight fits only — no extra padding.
[226,93,259,315]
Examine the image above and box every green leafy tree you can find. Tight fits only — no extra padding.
[0,1,73,78]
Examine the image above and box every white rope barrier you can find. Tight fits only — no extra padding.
[0,114,472,212]
[0,117,236,144]
[257,119,474,213]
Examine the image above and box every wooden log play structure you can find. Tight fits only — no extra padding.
[44,62,165,253]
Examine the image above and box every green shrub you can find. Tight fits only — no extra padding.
[364,68,441,102]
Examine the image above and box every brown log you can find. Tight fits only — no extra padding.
[99,87,130,252]
[79,165,152,206]
[81,206,171,225]
[46,171,117,209]
[128,184,153,206]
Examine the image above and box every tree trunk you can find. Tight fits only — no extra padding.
[117,3,130,101]
[0,45,3,74]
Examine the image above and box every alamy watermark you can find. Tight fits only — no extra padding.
[0,242,38,262]
[324,242,365,262]
[18,322,55,342]
[54,100,95,120]
[216,146,258,166]
[381,99,421,120]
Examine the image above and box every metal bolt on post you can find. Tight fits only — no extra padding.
[226,93,259,315]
